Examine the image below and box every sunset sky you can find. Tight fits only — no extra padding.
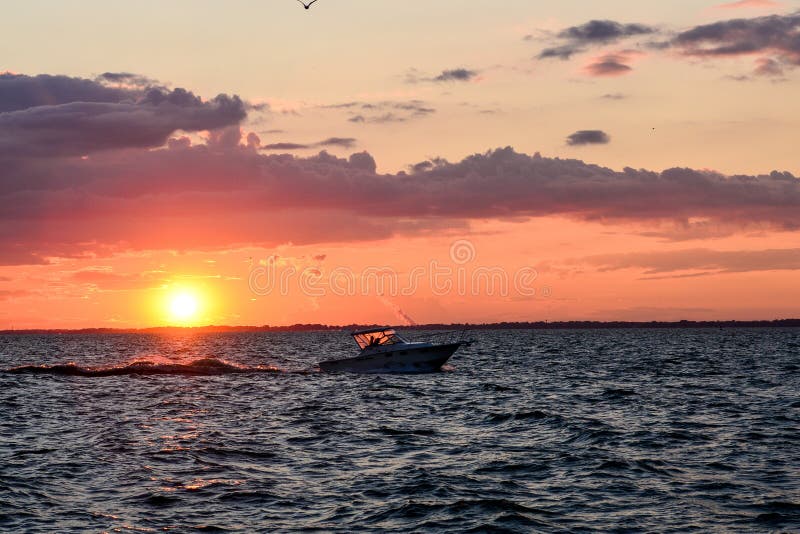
[2,0,799,328]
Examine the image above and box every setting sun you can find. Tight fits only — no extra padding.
[169,292,199,322]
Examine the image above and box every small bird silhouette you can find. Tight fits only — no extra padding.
[297,0,318,9]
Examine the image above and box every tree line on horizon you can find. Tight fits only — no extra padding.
[2,319,799,335]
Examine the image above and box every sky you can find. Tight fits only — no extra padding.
[1,0,800,328]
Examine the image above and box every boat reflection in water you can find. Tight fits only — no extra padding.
[319,327,472,374]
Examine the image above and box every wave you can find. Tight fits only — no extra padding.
[3,357,287,377]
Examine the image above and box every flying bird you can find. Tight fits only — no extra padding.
[297,0,318,9]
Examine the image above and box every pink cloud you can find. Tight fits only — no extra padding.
[715,0,781,9]
[584,50,644,76]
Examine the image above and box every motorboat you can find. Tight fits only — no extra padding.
[319,327,472,374]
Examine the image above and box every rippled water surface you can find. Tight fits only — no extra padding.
[1,328,799,532]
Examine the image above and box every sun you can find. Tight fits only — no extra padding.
[169,292,199,322]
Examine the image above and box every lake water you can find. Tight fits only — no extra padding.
[1,328,799,532]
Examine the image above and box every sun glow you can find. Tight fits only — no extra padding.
[168,292,200,322]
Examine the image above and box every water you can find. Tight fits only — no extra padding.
[1,328,799,532]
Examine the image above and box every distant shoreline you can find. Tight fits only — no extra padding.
[1,319,799,335]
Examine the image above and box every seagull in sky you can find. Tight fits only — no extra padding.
[297,0,318,9]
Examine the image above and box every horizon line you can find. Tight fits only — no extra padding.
[2,318,799,335]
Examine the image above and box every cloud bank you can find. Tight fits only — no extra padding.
[2,72,799,265]
[0,73,246,158]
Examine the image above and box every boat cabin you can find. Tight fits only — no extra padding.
[351,327,408,350]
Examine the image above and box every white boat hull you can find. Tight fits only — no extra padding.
[319,343,461,374]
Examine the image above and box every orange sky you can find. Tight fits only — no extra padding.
[1,0,799,327]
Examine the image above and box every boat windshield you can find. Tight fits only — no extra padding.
[352,329,405,350]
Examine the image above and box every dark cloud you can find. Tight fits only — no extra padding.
[263,142,310,150]
[644,40,672,51]
[0,96,246,158]
[432,69,478,82]
[262,137,357,150]
[392,102,436,114]
[410,160,434,173]
[566,130,611,145]
[560,20,656,43]
[405,68,479,84]
[94,72,157,88]
[0,73,131,112]
[0,73,247,158]
[346,102,435,124]
[317,137,357,148]
[408,157,449,174]
[538,45,586,61]
[538,20,657,59]
[320,102,360,109]
[537,13,800,79]
[321,99,435,124]
[670,12,800,76]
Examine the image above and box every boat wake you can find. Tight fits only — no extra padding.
[3,357,290,377]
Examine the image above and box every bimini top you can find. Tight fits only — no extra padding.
[351,327,407,350]
[351,326,394,336]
